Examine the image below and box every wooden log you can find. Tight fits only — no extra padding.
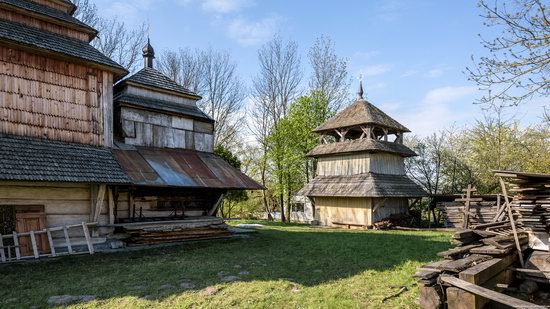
[441,276,545,309]
[459,255,516,285]
[415,285,442,309]
[46,229,56,257]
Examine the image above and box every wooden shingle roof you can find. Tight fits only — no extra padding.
[122,67,201,99]
[0,134,130,183]
[298,173,426,198]
[308,138,417,158]
[313,99,410,133]
[0,19,126,75]
[114,94,213,123]
[0,0,96,35]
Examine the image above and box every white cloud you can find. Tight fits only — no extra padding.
[426,68,444,78]
[400,69,417,78]
[395,86,479,136]
[359,64,393,77]
[201,0,253,13]
[227,15,279,46]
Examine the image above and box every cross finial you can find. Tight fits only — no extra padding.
[357,74,364,100]
[147,17,151,39]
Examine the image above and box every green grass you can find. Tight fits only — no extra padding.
[0,221,452,308]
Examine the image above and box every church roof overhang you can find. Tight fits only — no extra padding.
[313,99,410,133]
[0,134,130,184]
[0,19,127,79]
[307,138,417,158]
[0,0,98,41]
[114,94,214,123]
[297,173,427,198]
[112,146,264,190]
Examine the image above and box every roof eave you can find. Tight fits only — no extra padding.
[0,2,98,39]
[124,81,202,101]
[0,38,128,78]
[115,100,215,123]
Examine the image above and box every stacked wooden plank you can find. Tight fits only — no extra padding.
[122,217,231,245]
[506,178,550,233]
[436,201,498,228]
[415,226,530,309]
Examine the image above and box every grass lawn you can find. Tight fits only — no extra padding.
[0,221,452,308]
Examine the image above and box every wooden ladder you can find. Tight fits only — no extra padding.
[0,222,97,263]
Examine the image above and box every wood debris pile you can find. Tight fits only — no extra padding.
[122,217,231,245]
[415,173,550,309]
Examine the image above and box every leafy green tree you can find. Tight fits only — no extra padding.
[214,145,248,218]
[266,91,332,221]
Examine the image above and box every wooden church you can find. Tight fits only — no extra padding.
[0,0,261,262]
[298,81,426,228]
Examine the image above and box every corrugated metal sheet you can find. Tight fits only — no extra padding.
[113,147,264,189]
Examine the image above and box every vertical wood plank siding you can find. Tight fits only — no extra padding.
[315,197,372,226]
[0,47,113,146]
[317,153,405,176]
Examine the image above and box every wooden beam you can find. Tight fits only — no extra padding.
[46,229,56,257]
[441,276,544,308]
[0,234,5,262]
[462,184,475,228]
[208,194,224,216]
[12,232,20,260]
[81,222,94,254]
[29,231,39,259]
[63,227,73,254]
[498,177,524,267]
[108,187,115,225]
[92,184,106,223]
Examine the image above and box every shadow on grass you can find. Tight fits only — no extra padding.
[0,225,451,307]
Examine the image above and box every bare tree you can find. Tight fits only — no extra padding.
[250,35,302,222]
[157,48,204,93]
[158,48,245,148]
[467,0,550,106]
[73,0,146,72]
[309,35,351,111]
[199,49,245,147]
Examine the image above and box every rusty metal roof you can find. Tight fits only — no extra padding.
[113,147,264,190]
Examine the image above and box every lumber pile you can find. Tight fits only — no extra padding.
[415,225,534,308]
[417,177,550,309]
[436,201,497,228]
[122,217,231,245]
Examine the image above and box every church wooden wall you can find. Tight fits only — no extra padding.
[30,0,74,14]
[315,197,372,227]
[0,46,113,146]
[316,153,405,176]
[119,106,214,151]
[0,182,112,248]
[371,197,409,223]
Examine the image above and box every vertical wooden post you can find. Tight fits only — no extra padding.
[29,231,39,259]
[108,187,115,225]
[498,177,524,267]
[46,230,56,257]
[82,222,94,254]
[63,227,73,254]
[462,184,475,229]
[0,235,5,262]
[12,232,20,260]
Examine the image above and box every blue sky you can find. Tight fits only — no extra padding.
[93,0,548,136]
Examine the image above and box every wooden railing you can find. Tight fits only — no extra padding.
[0,222,97,263]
